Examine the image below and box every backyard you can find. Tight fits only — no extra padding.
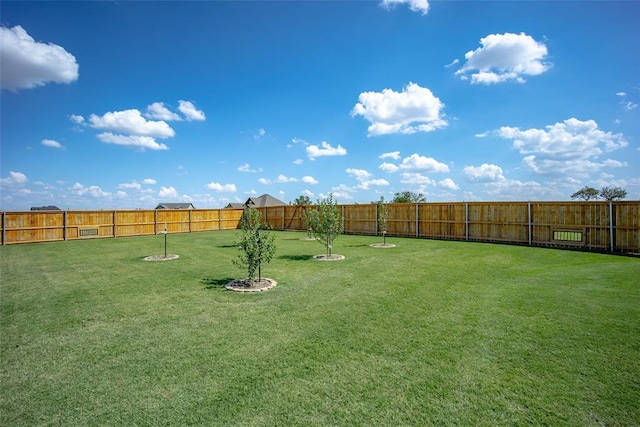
[1,230,639,426]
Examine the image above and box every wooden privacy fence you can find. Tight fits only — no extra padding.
[0,209,244,245]
[1,201,638,253]
[254,201,639,253]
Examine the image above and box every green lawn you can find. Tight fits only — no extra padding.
[1,231,639,426]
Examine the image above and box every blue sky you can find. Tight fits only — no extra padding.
[1,0,638,210]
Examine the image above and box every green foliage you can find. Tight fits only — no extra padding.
[292,195,312,206]
[571,186,600,201]
[233,206,276,282]
[376,196,388,244]
[571,186,627,201]
[392,191,426,203]
[307,193,343,257]
[600,186,627,201]
[302,206,316,239]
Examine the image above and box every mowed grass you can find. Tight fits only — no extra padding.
[1,230,639,426]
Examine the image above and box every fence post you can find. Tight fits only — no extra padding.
[282,206,285,230]
[113,210,117,238]
[528,201,532,246]
[609,202,614,252]
[154,209,158,235]
[416,203,419,238]
[63,211,67,241]
[1,211,5,245]
[465,202,469,241]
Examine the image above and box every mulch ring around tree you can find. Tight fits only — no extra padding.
[369,243,396,248]
[313,254,345,261]
[225,278,277,292]
[143,254,180,261]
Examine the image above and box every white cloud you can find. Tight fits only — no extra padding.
[0,171,28,185]
[69,114,84,125]
[258,177,271,185]
[97,133,169,151]
[379,151,401,160]
[116,191,127,198]
[358,179,390,190]
[118,181,141,190]
[158,186,179,198]
[276,174,297,183]
[301,189,315,198]
[497,118,628,173]
[238,163,262,173]
[475,131,489,138]
[616,92,627,97]
[444,58,460,68]
[623,101,638,111]
[302,176,318,184]
[145,102,181,121]
[401,172,435,186]
[205,182,237,192]
[72,182,111,198]
[379,162,400,173]
[291,137,306,144]
[346,168,373,180]
[293,159,304,165]
[178,100,206,121]
[306,141,347,159]
[142,178,156,185]
[455,32,551,84]
[254,128,266,140]
[399,154,449,172]
[41,139,63,149]
[0,25,79,91]
[463,163,505,182]
[352,82,447,136]
[439,178,460,190]
[89,109,175,138]
[381,0,429,15]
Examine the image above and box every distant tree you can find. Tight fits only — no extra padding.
[376,196,389,245]
[292,195,312,206]
[307,193,343,257]
[600,187,627,201]
[233,206,276,284]
[570,186,600,201]
[392,191,426,203]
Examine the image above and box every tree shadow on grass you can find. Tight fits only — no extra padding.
[202,277,236,290]
[345,244,370,248]
[278,254,314,261]
[216,244,237,248]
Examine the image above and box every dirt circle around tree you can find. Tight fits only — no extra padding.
[143,254,180,261]
[369,243,397,248]
[313,254,345,261]
[225,278,277,292]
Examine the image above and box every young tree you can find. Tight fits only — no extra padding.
[308,193,343,257]
[376,196,389,245]
[392,191,426,203]
[233,206,276,284]
[600,187,627,201]
[302,206,316,239]
[570,186,599,201]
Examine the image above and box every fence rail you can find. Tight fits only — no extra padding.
[1,201,638,253]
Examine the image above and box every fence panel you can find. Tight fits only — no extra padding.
[2,211,65,243]
[343,204,376,235]
[66,211,115,239]
[116,210,156,237]
[190,209,220,232]
[616,202,639,251]
[418,203,466,239]
[386,204,417,236]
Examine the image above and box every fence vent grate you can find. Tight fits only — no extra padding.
[553,230,583,242]
[79,228,99,237]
